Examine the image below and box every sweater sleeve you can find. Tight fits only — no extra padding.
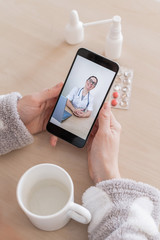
[82,179,160,240]
[0,92,34,155]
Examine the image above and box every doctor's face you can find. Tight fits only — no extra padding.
[85,77,97,91]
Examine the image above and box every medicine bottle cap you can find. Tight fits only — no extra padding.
[109,16,122,40]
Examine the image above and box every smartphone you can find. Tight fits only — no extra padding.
[47,48,119,148]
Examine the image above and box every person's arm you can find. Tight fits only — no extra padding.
[81,110,91,118]
[66,99,76,113]
[66,99,91,118]
[0,92,34,155]
[82,102,160,240]
[0,82,63,155]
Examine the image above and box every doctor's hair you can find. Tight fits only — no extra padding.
[87,76,98,85]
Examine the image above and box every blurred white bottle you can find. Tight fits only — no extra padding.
[64,10,84,45]
[105,16,123,60]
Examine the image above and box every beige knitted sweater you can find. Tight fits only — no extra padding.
[1,92,160,239]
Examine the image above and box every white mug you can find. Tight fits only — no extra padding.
[16,163,91,231]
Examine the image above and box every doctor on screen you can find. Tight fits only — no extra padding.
[66,76,98,118]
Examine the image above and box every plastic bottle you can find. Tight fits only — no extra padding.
[105,16,123,60]
[64,10,84,45]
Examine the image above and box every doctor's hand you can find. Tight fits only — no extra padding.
[17,82,63,146]
[87,102,121,184]
[73,109,91,118]
[73,109,85,117]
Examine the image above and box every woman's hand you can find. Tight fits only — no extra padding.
[17,82,63,146]
[87,102,121,184]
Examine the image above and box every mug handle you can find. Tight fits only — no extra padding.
[68,202,91,224]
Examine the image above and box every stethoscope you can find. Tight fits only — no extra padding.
[78,88,90,111]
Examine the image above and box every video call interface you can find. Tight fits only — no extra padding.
[50,55,116,140]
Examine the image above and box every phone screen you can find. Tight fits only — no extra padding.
[47,48,119,147]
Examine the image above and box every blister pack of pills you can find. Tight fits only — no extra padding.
[110,66,133,110]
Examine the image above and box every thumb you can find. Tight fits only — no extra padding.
[39,82,63,103]
[98,102,111,131]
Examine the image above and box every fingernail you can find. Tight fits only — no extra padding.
[56,82,63,87]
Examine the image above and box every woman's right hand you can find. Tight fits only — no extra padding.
[87,102,121,184]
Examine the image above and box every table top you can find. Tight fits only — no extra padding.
[0,0,160,239]
[54,106,95,139]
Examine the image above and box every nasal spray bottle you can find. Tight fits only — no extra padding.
[65,10,123,60]
[64,10,84,45]
[105,16,123,60]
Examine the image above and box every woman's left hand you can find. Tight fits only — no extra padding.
[17,82,63,146]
